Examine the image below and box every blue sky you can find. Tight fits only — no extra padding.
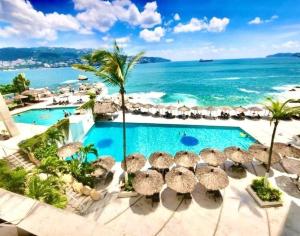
[0,0,300,60]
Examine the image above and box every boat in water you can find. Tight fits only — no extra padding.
[78,75,88,81]
[199,59,213,62]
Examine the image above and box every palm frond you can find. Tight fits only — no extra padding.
[72,64,97,72]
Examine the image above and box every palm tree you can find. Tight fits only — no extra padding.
[265,98,300,179]
[46,128,64,145]
[73,42,144,181]
[79,144,98,163]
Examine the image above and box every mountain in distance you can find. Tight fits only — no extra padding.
[266,52,300,58]
[0,47,171,69]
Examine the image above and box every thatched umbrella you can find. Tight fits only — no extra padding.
[132,170,164,196]
[200,148,227,167]
[220,106,231,112]
[93,101,119,114]
[155,104,165,109]
[174,151,199,168]
[166,105,176,111]
[143,104,153,109]
[91,167,107,177]
[249,144,281,164]
[234,106,247,113]
[121,153,146,173]
[248,106,263,112]
[178,105,190,113]
[224,146,252,164]
[149,152,173,169]
[273,143,300,158]
[195,166,229,190]
[92,156,115,171]
[57,142,82,159]
[165,167,197,193]
[281,158,300,178]
[191,106,203,112]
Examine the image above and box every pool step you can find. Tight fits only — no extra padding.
[4,152,35,171]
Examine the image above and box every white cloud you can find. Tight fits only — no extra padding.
[115,36,130,47]
[74,0,161,32]
[272,40,300,50]
[165,38,174,43]
[0,0,81,40]
[174,17,229,33]
[248,15,278,25]
[139,27,165,42]
[174,13,180,21]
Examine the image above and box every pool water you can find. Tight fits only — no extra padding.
[13,107,76,126]
[83,122,256,162]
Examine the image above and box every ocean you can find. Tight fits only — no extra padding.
[1,57,300,106]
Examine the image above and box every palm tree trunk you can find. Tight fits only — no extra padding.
[265,120,279,184]
[120,87,128,183]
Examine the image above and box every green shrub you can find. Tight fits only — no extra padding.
[33,143,58,161]
[67,159,96,187]
[37,156,69,176]
[0,160,27,194]
[251,177,282,202]
[124,173,135,192]
[25,175,67,209]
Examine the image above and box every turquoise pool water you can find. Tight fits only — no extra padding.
[13,107,76,126]
[83,122,256,162]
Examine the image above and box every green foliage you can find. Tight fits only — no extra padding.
[78,144,98,163]
[0,84,16,94]
[12,73,30,93]
[78,99,95,111]
[124,173,135,192]
[25,175,67,209]
[45,128,64,145]
[33,143,58,161]
[251,177,282,202]
[67,159,96,187]
[0,160,27,194]
[37,156,68,176]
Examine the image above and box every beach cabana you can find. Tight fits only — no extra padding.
[272,143,300,158]
[200,148,227,167]
[174,151,199,170]
[224,146,252,165]
[196,166,229,191]
[121,153,146,173]
[132,170,164,204]
[57,142,82,159]
[165,167,197,198]
[249,144,281,164]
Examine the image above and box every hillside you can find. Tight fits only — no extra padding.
[266,52,300,58]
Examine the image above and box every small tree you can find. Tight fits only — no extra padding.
[265,98,300,181]
[12,73,30,94]
[78,144,98,163]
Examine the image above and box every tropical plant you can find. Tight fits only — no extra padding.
[12,73,30,93]
[78,93,96,111]
[0,84,16,94]
[73,42,144,183]
[37,156,68,176]
[251,177,282,202]
[0,160,27,194]
[67,159,96,187]
[25,175,67,208]
[33,143,58,161]
[264,98,300,181]
[78,144,98,163]
[45,128,64,145]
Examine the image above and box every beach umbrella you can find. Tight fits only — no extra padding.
[178,105,190,113]
[248,106,263,112]
[220,106,231,112]
[191,106,203,111]
[224,146,252,164]
[155,104,165,109]
[132,103,142,109]
[195,166,229,191]
[281,158,300,178]
[200,148,227,167]
[166,105,176,111]
[165,167,197,193]
[91,167,107,177]
[149,152,174,169]
[143,104,153,109]
[272,143,300,158]
[57,142,82,159]
[14,94,28,100]
[234,106,247,113]
[249,144,281,164]
[132,170,164,196]
[121,153,146,173]
[92,155,115,171]
[174,151,199,168]
[93,101,119,114]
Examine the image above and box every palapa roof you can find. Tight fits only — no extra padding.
[273,143,300,158]
[178,105,190,112]
[195,166,229,190]
[57,142,82,159]
[132,170,164,196]
[92,156,115,171]
[281,158,300,176]
[200,148,227,167]
[14,94,28,100]
[121,153,146,173]
[224,146,252,164]
[149,152,174,169]
[165,167,197,193]
[234,106,247,113]
[174,151,199,168]
[93,101,119,114]
[249,144,281,164]
[248,106,263,112]
[166,105,177,110]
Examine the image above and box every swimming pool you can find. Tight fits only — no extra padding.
[13,107,76,126]
[83,122,256,162]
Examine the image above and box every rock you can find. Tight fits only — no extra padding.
[61,174,74,184]
[38,173,48,180]
[90,189,102,201]
[81,185,92,196]
[72,182,83,194]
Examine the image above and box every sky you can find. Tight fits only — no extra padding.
[0,0,300,61]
